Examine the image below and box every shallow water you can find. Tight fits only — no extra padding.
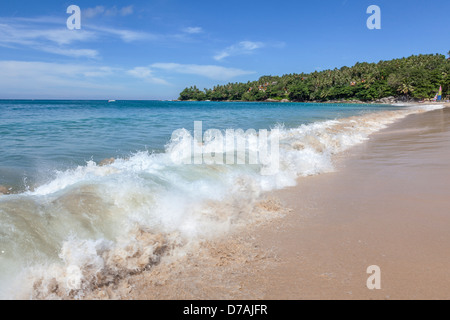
[0,100,403,190]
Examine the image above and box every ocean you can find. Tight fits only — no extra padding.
[0,100,440,299]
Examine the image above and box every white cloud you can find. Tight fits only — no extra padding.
[36,29,97,45]
[214,41,265,61]
[0,61,174,99]
[0,60,252,99]
[0,61,115,79]
[120,6,134,16]
[104,28,155,42]
[82,66,115,77]
[0,23,97,46]
[84,6,106,18]
[0,17,155,58]
[127,67,169,85]
[0,61,119,98]
[6,16,65,24]
[151,63,255,81]
[84,5,134,18]
[183,27,203,34]
[0,22,98,58]
[127,67,153,79]
[39,46,99,59]
[84,24,157,42]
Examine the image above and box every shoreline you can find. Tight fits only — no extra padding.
[77,103,450,300]
[8,103,450,300]
[177,99,450,106]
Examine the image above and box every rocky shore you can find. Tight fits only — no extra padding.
[269,96,424,104]
[177,96,445,105]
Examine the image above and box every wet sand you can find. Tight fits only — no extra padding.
[250,105,450,299]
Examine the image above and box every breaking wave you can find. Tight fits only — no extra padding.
[0,104,443,299]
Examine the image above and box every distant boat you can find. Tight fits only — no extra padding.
[108,100,116,103]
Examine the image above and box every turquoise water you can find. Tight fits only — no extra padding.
[0,100,401,191]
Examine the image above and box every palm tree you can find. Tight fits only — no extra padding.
[398,83,414,98]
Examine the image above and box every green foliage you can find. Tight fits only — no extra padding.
[178,53,450,102]
[179,86,207,101]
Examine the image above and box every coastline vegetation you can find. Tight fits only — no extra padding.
[179,53,450,102]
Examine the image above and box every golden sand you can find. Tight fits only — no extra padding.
[249,106,450,299]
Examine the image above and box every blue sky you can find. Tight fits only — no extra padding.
[0,0,449,99]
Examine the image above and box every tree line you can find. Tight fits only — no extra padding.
[178,53,450,102]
